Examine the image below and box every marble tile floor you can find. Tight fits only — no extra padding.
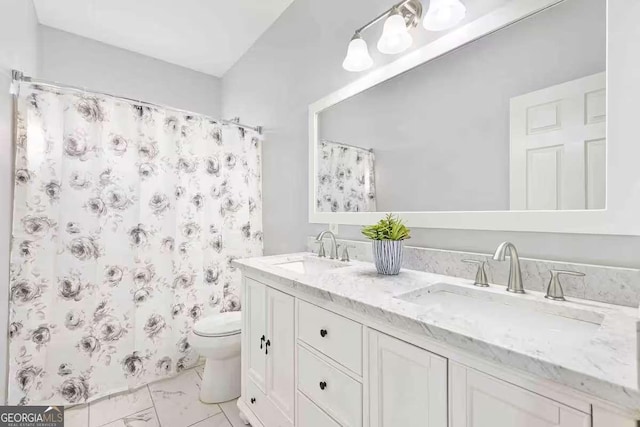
[64,365,246,427]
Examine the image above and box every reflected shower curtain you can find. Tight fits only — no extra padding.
[317,140,376,212]
[8,82,263,405]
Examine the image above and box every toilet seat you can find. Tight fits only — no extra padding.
[193,312,242,338]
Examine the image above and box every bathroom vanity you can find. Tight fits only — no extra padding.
[234,254,640,427]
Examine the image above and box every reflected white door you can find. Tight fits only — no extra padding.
[510,72,606,210]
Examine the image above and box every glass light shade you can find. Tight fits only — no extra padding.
[342,36,374,72]
[423,0,466,31]
[377,13,412,55]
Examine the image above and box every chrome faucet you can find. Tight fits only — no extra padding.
[492,242,525,294]
[316,230,339,260]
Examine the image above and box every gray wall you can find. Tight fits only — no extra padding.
[39,26,222,118]
[0,0,39,404]
[319,0,605,212]
[222,0,640,269]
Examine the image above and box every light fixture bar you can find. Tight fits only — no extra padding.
[354,0,423,36]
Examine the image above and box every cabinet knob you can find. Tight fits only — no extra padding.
[250,397,256,404]
[320,329,328,338]
[260,335,265,349]
[319,381,327,390]
[265,339,271,355]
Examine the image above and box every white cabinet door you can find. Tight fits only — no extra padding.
[450,363,591,427]
[592,406,639,427]
[266,287,295,422]
[369,330,447,427]
[510,72,606,210]
[245,278,267,392]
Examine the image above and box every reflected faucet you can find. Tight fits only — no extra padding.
[492,242,525,294]
[316,230,339,260]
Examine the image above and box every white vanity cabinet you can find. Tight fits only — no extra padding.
[242,278,295,427]
[239,274,637,427]
[449,363,591,427]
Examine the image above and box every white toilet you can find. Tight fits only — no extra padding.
[190,311,242,403]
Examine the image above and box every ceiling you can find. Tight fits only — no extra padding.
[32,0,295,77]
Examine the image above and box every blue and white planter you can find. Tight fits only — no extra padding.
[372,240,404,275]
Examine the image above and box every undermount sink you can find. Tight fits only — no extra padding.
[395,282,605,347]
[274,256,349,275]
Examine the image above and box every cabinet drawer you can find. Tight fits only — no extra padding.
[298,392,341,427]
[245,379,269,425]
[298,345,362,427]
[246,380,293,427]
[298,300,363,374]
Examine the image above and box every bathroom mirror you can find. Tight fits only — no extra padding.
[310,0,640,235]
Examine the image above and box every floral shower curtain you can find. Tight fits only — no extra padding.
[8,82,263,405]
[316,140,376,212]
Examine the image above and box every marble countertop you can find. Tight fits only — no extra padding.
[233,252,640,411]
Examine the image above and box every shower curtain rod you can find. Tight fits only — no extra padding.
[321,138,373,153]
[11,70,263,135]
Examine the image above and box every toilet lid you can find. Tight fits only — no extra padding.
[193,312,242,337]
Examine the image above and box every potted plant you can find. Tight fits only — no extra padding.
[361,213,411,275]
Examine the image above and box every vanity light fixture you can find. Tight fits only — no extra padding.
[342,33,374,72]
[423,0,467,31]
[342,0,467,72]
[342,0,423,71]
[377,7,414,54]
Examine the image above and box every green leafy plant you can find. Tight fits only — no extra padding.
[361,213,411,241]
